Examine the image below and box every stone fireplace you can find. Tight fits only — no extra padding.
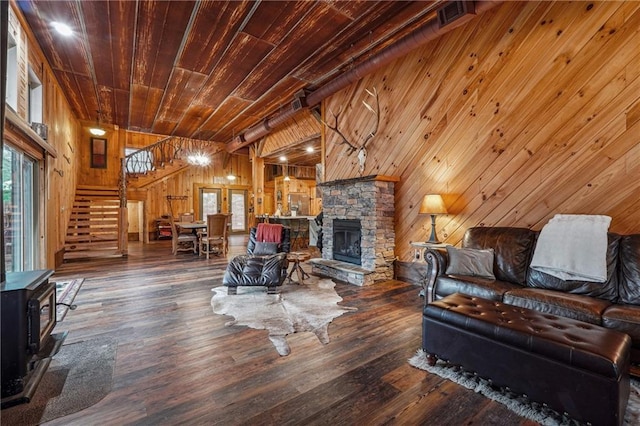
[310,175,398,286]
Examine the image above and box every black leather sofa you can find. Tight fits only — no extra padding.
[424,227,640,365]
[222,226,291,294]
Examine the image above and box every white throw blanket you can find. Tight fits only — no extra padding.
[530,214,611,282]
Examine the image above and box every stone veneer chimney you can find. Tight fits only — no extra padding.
[310,175,398,286]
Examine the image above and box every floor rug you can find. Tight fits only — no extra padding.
[1,338,117,425]
[55,278,84,321]
[409,349,640,425]
[211,278,356,356]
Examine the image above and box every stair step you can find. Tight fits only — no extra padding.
[63,249,122,260]
[65,232,119,240]
[68,220,119,227]
[73,200,120,206]
[65,241,119,251]
[69,213,119,220]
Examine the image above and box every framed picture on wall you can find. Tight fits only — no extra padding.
[91,137,107,168]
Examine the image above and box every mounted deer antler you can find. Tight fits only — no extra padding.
[323,107,360,155]
[323,87,380,173]
[361,88,379,149]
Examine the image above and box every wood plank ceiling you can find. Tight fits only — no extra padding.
[17,0,440,164]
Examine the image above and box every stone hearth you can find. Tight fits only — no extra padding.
[310,175,398,286]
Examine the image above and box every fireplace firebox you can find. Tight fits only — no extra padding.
[332,219,361,265]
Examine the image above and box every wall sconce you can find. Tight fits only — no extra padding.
[419,194,448,243]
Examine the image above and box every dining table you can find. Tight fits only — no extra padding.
[174,221,208,240]
[174,221,207,231]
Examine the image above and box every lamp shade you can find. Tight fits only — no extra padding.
[419,194,447,215]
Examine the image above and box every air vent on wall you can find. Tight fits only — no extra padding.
[292,98,306,112]
[437,1,475,28]
[291,89,310,112]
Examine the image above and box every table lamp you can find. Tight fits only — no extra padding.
[419,194,448,243]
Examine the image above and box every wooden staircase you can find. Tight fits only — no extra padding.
[124,136,224,189]
[64,186,125,260]
[62,137,223,261]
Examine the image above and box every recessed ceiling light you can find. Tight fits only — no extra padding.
[279,156,287,162]
[306,146,314,153]
[52,22,73,36]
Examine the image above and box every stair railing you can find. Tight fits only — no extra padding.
[119,135,206,202]
[117,136,224,254]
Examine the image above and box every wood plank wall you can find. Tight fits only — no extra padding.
[323,1,640,262]
[260,110,321,158]
[74,127,253,237]
[7,3,82,268]
[139,151,252,235]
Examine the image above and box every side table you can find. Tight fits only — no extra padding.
[410,241,450,303]
[286,252,311,284]
[410,241,450,262]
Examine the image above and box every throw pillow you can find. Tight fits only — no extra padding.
[445,246,496,280]
[253,242,279,256]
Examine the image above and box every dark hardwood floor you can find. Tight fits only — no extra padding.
[43,236,535,425]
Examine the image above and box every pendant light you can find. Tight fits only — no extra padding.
[283,162,290,181]
[227,131,237,180]
[89,111,106,136]
[227,157,236,181]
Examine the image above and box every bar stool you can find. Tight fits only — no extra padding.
[289,218,302,251]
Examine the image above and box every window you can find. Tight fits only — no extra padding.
[28,66,43,124]
[3,145,39,272]
[125,148,153,174]
[6,34,18,111]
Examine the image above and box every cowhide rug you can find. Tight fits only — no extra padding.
[211,278,357,356]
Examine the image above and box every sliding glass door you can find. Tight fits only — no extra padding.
[3,145,38,272]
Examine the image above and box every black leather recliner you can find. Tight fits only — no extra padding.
[222,226,291,295]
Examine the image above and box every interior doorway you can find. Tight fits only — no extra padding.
[126,200,145,242]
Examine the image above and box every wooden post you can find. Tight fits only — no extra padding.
[118,207,128,256]
[118,157,128,256]
[251,147,265,218]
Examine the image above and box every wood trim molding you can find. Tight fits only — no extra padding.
[318,174,400,187]
[5,107,58,158]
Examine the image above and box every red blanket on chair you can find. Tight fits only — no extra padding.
[256,223,282,243]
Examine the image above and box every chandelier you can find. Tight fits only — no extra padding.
[186,151,211,166]
[183,138,212,167]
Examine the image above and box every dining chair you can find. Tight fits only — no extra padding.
[199,214,229,259]
[178,213,195,235]
[171,221,198,255]
[179,213,194,222]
